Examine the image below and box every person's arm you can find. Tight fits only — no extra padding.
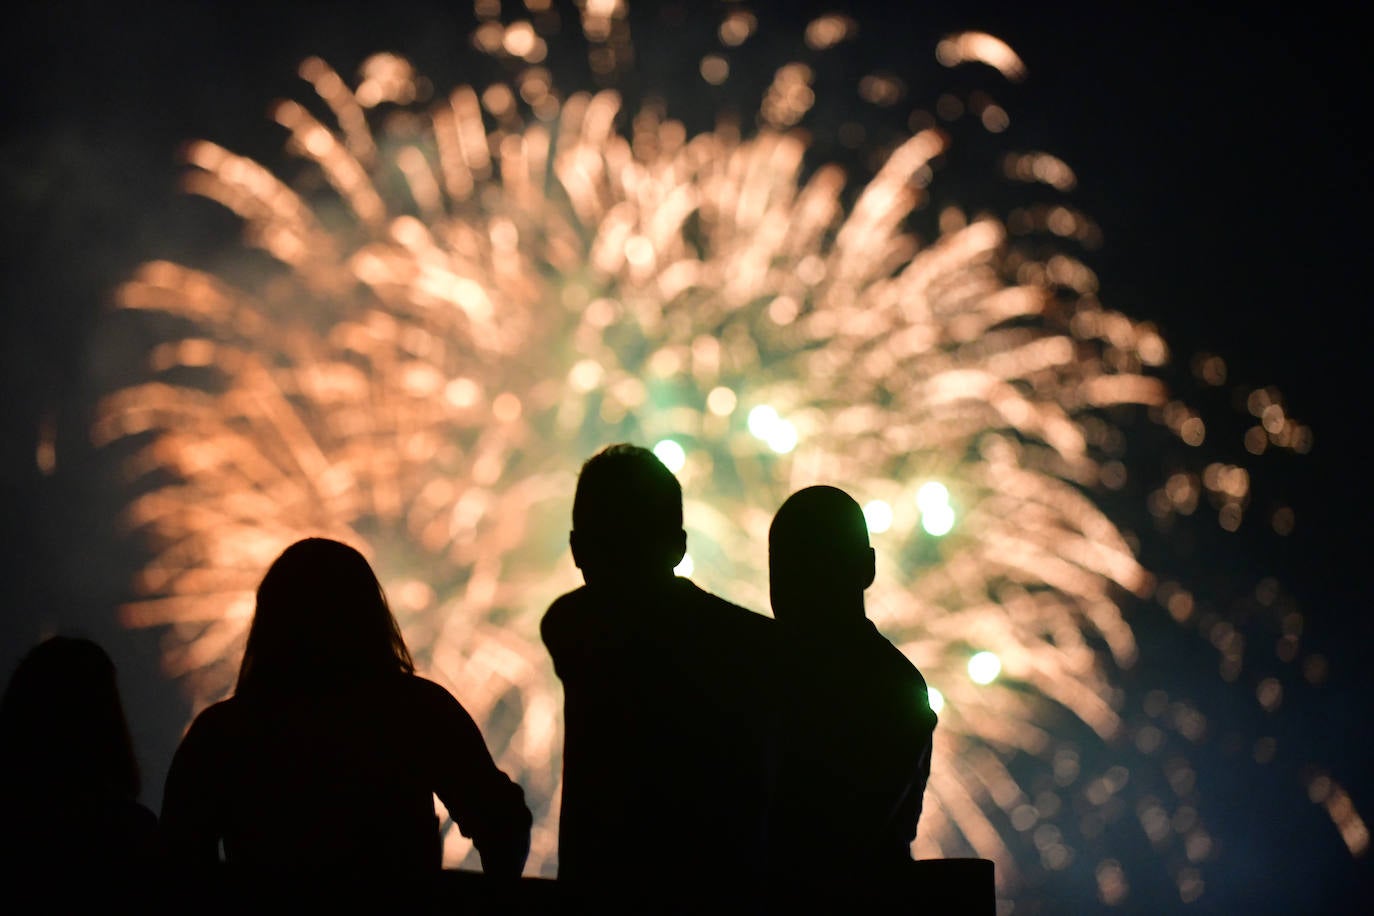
[884,677,938,845]
[421,679,532,878]
[159,707,226,869]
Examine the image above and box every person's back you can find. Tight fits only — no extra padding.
[160,538,531,895]
[767,486,937,905]
[770,619,933,888]
[164,673,524,873]
[543,579,774,886]
[542,445,775,910]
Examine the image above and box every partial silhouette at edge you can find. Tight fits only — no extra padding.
[0,635,161,903]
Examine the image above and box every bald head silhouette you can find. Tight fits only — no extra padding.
[769,485,876,627]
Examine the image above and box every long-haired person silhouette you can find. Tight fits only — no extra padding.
[0,636,160,899]
[160,538,530,890]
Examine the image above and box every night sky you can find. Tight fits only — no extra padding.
[2,2,1369,912]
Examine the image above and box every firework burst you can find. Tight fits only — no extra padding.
[91,2,1330,896]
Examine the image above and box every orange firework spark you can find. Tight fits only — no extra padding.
[92,2,1328,901]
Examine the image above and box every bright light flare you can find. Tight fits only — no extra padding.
[968,651,1003,685]
[706,387,737,416]
[921,502,956,537]
[747,405,779,439]
[916,481,956,536]
[653,439,686,474]
[746,404,798,454]
[916,481,951,512]
[863,499,894,534]
[766,419,798,454]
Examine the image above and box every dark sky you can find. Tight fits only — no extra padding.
[2,1,1369,912]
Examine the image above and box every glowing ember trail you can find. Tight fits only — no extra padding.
[93,3,1327,900]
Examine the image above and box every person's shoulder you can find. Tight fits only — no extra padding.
[541,585,594,636]
[187,695,241,732]
[692,579,770,618]
[544,584,592,615]
[175,696,242,755]
[868,622,924,678]
[397,672,464,710]
[393,673,486,728]
[107,795,159,835]
[678,578,775,630]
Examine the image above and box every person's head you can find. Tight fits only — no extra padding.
[0,636,141,799]
[236,538,414,698]
[769,485,876,627]
[570,443,686,588]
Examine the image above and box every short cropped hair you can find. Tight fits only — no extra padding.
[572,443,683,536]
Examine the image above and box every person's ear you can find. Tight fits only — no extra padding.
[860,546,876,590]
[669,528,687,570]
[569,530,584,570]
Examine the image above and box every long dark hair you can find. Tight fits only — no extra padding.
[0,636,141,799]
[235,538,414,698]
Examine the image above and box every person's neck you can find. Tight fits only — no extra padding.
[585,570,679,595]
[777,595,867,630]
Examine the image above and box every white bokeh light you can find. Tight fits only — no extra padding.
[863,499,894,534]
[652,438,686,473]
[968,651,1002,685]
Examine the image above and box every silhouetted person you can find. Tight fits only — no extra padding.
[0,636,161,903]
[541,444,776,912]
[160,538,530,902]
[767,486,937,907]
